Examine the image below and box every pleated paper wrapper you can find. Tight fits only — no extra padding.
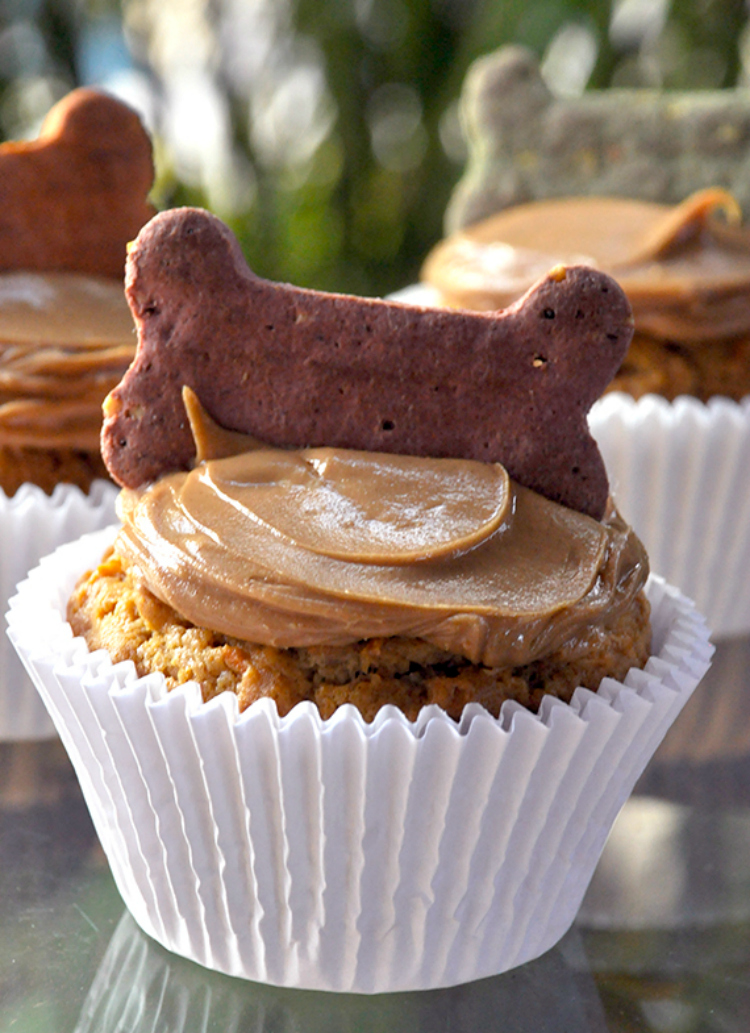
[590,393,750,638]
[7,527,712,993]
[0,481,118,740]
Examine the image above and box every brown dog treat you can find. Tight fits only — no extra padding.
[0,88,155,280]
[102,208,633,520]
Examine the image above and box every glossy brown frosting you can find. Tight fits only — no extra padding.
[0,271,136,451]
[423,189,750,344]
[114,397,648,668]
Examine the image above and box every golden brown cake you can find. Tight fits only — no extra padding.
[68,544,651,723]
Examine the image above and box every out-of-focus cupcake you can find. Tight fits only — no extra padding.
[0,87,155,738]
[8,208,713,991]
[423,188,750,404]
[419,45,750,637]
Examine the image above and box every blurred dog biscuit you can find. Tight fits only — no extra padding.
[446,45,750,231]
[0,87,155,278]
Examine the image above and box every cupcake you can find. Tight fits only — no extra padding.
[0,87,155,738]
[7,208,713,991]
[417,46,750,637]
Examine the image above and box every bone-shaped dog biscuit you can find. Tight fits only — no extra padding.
[102,207,633,519]
[0,88,155,279]
[447,44,750,232]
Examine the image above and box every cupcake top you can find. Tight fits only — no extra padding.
[421,188,750,343]
[113,390,646,667]
[97,207,648,672]
[424,45,750,406]
[102,208,634,519]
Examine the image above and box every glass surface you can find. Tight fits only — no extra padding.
[1,635,750,1032]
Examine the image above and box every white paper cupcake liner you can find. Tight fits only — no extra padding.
[0,481,118,740]
[589,393,750,638]
[7,527,712,993]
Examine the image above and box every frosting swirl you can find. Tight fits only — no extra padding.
[422,188,750,345]
[115,402,648,667]
[0,271,136,451]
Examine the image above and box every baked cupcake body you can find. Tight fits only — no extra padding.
[67,445,652,723]
[68,549,650,723]
[418,47,750,636]
[0,269,132,733]
[419,192,750,634]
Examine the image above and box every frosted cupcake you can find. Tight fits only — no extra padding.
[418,45,750,636]
[423,188,750,403]
[8,208,713,991]
[421,193,750,637]
[0,87,154,738]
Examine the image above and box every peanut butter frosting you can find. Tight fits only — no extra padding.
[0,271,136,451]
[113,397,648,668]
[422,188,750,344]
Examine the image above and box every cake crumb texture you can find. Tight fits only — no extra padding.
[0,446,108,496]
[611,332,750,402]
[68,550,652,722]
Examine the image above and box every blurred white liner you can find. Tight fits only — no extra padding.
[0,480,118,739]
[590,393,750,637]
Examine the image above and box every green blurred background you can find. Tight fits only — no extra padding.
[0,0,747,296]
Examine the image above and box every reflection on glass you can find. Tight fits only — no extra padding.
[580,635,750,932]
[580,797,750,929]
[74,912,609,1033]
